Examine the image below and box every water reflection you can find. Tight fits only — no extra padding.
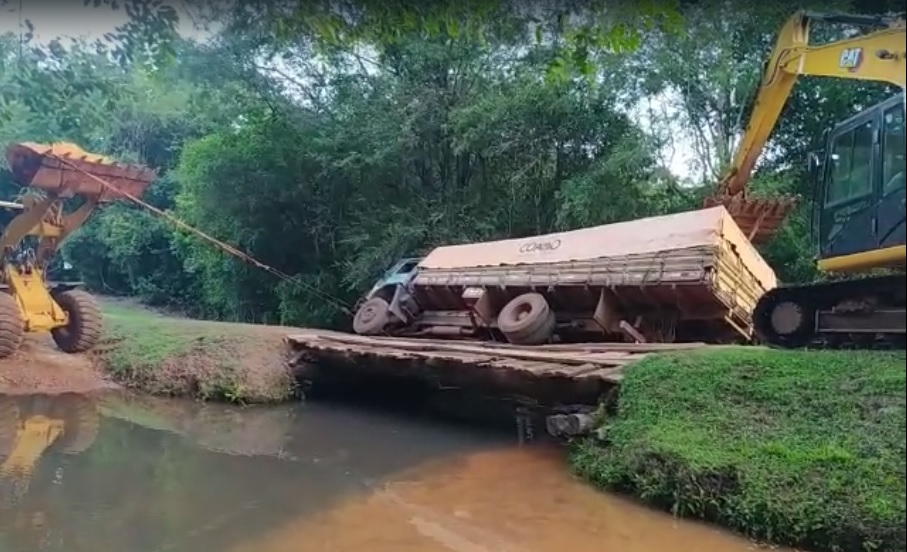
[0,391,502,552]
[0,393,99,499]
[99,393,297,458]
[0,391,786,552]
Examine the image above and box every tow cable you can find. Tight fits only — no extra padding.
[50,153,353,316]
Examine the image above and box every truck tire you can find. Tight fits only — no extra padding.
[518,309,556,345]
[353,297,391,335]
[498,293,555,345]
[50,289,103,354]
[48,392,99,455]
[0,292,25,359]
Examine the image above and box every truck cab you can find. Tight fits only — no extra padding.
[352,257,422,335]
[362,257,421,301]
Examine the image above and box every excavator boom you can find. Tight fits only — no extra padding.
[706,10,906,243]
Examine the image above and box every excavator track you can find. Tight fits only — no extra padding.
[753,273,906,350]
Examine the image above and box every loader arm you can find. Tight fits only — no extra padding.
[705,10,906,243]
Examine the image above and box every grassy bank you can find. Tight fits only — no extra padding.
[96,301,297,403]
[569,347,905,552]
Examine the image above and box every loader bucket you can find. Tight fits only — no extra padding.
[4,142,156,203]
[702,194,797,244]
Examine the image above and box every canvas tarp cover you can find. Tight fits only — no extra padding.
[417,206,777,289]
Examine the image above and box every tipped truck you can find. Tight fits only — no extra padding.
[352,206,777,345]
[0,142,156,358]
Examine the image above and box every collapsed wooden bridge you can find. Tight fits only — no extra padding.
[285,330,706,408]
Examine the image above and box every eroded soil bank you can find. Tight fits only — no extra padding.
[93,300,298,403]
[0,335,116,395]
[1,299,297,402]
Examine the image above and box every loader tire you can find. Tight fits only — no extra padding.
[498,293,555,345]
[51,289,102,354]
[353,297,391,335]
[0,293,25,359]
[49,392,99,455]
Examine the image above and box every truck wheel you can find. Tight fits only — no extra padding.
[48,392,99,455]
[518,309,556,345]
[498,293,555,345]
[353,297,391,335]
[0,292,24,359]
[50,289,103,354]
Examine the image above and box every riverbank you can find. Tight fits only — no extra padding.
[96,300,297,403]
[0,334,118,394]
[569,346,906,552]
[4,299,903,552]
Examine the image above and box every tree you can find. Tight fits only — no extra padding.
[3,1,897,326]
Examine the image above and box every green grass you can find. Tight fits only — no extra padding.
[569,347,906,552]
[98,302,296,403]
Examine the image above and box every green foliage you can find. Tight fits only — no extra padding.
[1,0,898,326]
[90,0,181,66]
[570,347,906,552]
[233,0,684,82]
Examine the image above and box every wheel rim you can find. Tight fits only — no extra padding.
[770,301,803,335]
[513,303,533,322]
[358,305,377,324]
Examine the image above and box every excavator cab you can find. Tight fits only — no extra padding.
[705,10,905,246]
[703,10,905,348]
[810,94,906,271]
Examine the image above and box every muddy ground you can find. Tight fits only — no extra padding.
[0,297,297,399]
[0,334,117,395]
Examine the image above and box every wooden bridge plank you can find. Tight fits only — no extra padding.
[285,329,705,404]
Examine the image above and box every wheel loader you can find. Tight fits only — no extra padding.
[0,142,156,359]
[705,10,905,348]
[0,393,99,516]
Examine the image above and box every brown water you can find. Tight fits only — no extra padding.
[0,391,786,552]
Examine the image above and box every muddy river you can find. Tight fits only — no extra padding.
[0,391,785,552]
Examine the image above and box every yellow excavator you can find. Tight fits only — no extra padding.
[0,142,156,359]
[706,10,905,348]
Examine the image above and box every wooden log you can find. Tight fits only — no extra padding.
[300,333,642,367]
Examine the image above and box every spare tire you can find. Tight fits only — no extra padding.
[518,309,556,345]
[353,297,392,335]
[497,293,555,345]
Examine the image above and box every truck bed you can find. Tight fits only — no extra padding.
[411,207,776,342]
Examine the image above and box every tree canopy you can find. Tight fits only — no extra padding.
[0,0,901,327]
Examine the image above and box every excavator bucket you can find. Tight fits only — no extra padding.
[4,142,157,203]
[702,194,798,244]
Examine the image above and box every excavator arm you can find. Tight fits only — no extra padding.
[705,10,906,244]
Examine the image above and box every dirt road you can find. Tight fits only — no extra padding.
[0,335,116,395]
